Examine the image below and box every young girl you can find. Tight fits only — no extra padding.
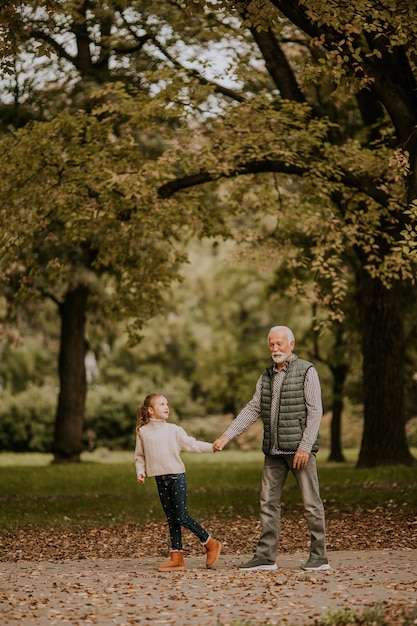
[135,393,222,571]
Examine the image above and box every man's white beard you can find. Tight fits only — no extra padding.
[272,350,291,364]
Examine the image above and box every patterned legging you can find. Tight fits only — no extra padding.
[155,473,209,550]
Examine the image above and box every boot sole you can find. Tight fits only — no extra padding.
[238,564,278,571]
[156,566,186,572]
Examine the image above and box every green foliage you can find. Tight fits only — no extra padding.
[313,604,417,626]
[159,92,414,314]
[399,200,417,258]
[216,605,417,626]
[96,237,317,416]
[1,0,417,470]
[315,609,359,626]
[0,373,205,453]
[84,386,137,451]
[0,383,136,453]
[315,607,382,626]
[0,385,56,452]
[405,417,417,446]
[0,96,192,334]
[0,338,56,394]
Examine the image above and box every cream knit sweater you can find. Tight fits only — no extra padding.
[135,419,214,478]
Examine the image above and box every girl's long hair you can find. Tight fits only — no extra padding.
[136,393,163,434]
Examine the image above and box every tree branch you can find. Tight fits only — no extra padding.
[150,37,246,103]
[268,0,417,147]
[158,157,390,207]
[25,29,76,65]
[249,26,305,102]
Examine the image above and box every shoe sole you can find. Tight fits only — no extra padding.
[239,564,278,571]
[301,564,330,571]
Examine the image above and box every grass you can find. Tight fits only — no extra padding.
[0,448,416,532]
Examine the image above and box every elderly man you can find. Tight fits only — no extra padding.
[214,325,330,571]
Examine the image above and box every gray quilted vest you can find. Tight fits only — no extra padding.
[260,355,319,454]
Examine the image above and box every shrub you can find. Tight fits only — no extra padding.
[0,384,56,452]
[84,385,137,450]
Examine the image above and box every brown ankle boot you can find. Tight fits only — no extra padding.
[204,537,222,569]
[157,550,186,572]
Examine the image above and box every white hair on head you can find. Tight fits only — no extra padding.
[267,325,295,343]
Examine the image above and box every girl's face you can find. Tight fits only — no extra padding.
[149,396,169,421]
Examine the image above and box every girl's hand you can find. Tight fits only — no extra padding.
[137,475,145,484]
[213,434,230,451]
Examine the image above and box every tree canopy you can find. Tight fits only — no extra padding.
[1,0,416,466]
[166,0,417,466]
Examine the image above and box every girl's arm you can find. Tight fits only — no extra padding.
[177,426,214,453]
[134,434,146,480]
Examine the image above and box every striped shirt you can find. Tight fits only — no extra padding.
[224,359,323,454]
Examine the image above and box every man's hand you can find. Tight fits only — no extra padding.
[213,434,230,451]
[137,475,145,484]
[293,450,310,470]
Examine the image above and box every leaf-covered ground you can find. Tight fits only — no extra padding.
[1,510,416,562]
[1,513,417,626]
[1,544,417,626]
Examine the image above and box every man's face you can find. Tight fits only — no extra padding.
[268,330,294,365]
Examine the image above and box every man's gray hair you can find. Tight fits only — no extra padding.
[267,326,295,343]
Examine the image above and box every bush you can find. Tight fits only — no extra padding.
[315,604,417,626]
[406,416,417,446]
[0,384,56,452]
[0,339,57,394]
[0,371,207,453]
[0,383,139,453]
[84,376,205,450]
[84,384,137,450]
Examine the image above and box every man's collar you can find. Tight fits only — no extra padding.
[273,354,295,373]
[274,361,289,373]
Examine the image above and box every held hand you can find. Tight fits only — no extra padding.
[213,434,230,451]
[137,475,145,484]
[293,450,310,470]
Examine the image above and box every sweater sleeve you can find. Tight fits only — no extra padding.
[134,434,146,477]
[177,426,214,453]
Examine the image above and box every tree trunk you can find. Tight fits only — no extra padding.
[328,363,348,462]
[53,284,89,464]
[356,270,415,467]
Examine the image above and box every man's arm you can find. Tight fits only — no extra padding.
[213,375,262,451]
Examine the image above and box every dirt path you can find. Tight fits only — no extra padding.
[1,549,416,625]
